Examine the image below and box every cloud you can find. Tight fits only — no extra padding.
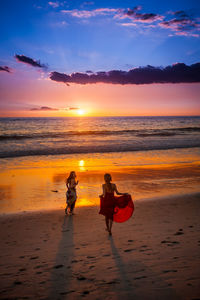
[61,8,118,18]
[121,6,163,23]
[68,107,79,110]
[82,1,94,6]
[30,106,58,111]
[50,63,200,85]
[160,10,200,37]
[0,66,12,73]
[15,54,47,69]
[60,6,199,38]
[61,6,163,23]
[48,2,60,8]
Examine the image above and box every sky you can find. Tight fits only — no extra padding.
[0,0,200,117]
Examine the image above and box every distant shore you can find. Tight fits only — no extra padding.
[0,193,200,299]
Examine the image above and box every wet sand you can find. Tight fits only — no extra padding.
[0,193,200,299]
[0,148,200,213]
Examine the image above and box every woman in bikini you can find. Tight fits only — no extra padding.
[65,171,78,215]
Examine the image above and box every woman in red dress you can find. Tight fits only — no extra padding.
[99,173,133,235]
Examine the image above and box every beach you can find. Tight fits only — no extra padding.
[0,116,200,299]
[0,193,200,300]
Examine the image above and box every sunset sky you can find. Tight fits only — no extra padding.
[0,0,200,117]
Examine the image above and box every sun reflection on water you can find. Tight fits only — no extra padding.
[78,159,86,171]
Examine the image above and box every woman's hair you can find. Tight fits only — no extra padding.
[67,171,76,183]
[104,173,112,183]
[104,173,112,192]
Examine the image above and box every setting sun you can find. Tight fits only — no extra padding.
[77,109,85,116]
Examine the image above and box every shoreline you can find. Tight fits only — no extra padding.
[0,191,200,218]
[0,148,200,214]
[0,193,200,299]
[1,145,200,160]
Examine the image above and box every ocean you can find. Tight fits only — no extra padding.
[0,116,200,158]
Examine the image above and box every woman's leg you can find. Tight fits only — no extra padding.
[70,201,76,213]
[109,220,113,234]
[105,217,109,231]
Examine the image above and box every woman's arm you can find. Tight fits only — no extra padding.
[113,184,128,195]
[99,184,106,197]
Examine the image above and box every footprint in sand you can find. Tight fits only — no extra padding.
[174,229,184,236]
[161,240,180,246]
[60,291,75,295]
[77,276,86,281]
[82,291,90,296]
[34,265,43,269]
[163,270,177,273]
[71,259,79,263]
[134,276,147,280]
[106,280,120,284]
[124,249,134,252]
[14,280,22,285]
[53,264,64,269]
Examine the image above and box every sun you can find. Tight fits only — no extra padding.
[77,109,85,116]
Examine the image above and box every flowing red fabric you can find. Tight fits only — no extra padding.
[99,193,134,223]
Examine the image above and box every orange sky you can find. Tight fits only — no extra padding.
[0,70,200,117]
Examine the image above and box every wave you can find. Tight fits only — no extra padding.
[0,143,200,158]
[0,127,200,141]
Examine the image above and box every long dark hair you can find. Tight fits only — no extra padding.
[67,171,76,184]
[104,173,112,191]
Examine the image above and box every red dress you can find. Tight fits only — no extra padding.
[99,192,134,223]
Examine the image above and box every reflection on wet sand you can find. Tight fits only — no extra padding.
[0,185,13,211]
[0,184,13,201]
[0,148,199,213]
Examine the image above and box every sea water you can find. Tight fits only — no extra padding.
[0,116,200,158]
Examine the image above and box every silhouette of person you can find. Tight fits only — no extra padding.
[99,173,129,235]
[65,171,78,215]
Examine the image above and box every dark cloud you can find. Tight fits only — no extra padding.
[173,11,189,18]
[124,6,163,22]
[0,66,12,73]
[160,10,200,35]
[50,63,200,85]
[68,107,79,110]
[30,106,58,111]
[15,54,47,69]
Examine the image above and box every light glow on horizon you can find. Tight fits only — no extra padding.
[77,109,85,116]
[0,1,200,117]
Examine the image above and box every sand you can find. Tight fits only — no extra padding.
[0,193,200,300]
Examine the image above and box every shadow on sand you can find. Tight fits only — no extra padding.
[109,236,181,300]
[109,236,136,299]
[48,215,74,299]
